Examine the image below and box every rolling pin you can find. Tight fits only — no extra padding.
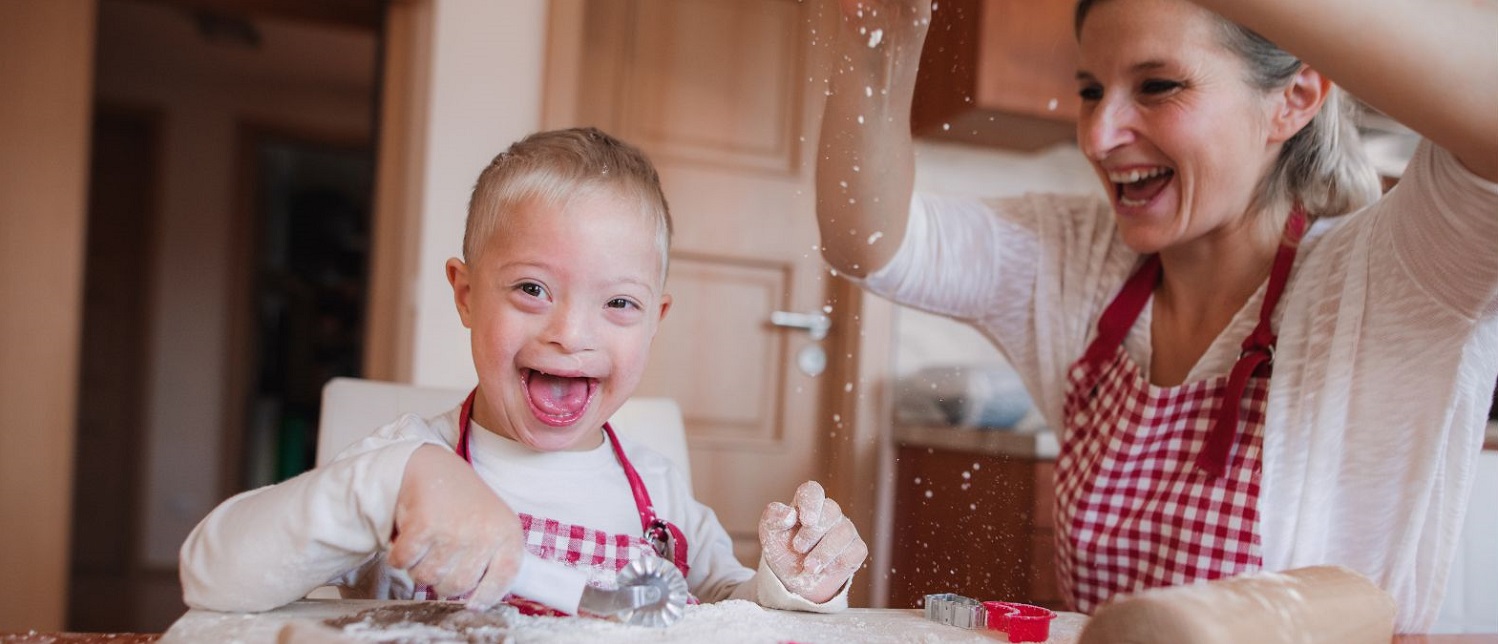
[1077,566,1395,644]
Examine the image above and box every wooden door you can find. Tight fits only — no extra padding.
[553,0,843,565]
[67,105,159,632]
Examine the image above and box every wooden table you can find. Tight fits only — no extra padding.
[0,635,158,643]
[5,611,1495,643]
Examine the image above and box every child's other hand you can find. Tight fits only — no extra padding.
[389,444,523,609]
[758,481,868,604]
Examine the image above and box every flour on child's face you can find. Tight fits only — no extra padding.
[453,190,668,451]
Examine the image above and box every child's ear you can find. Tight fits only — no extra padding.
[655,293,672,328]
[1269,65,1330,144]
[446,257,474,329]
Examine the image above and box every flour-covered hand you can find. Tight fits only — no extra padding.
[388,444,524,610]
[759,481,868,604]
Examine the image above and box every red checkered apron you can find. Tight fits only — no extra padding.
[1053,209,1306,613]
[413,389,693,613]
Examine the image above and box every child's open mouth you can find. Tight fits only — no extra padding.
[521,368,599,427]
[1110,166,1174,207]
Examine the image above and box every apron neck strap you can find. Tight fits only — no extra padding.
[454,389,691,572]
[1198,205,1307,476]
[1085,254,1162,367]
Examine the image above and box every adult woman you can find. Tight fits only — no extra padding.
[816,0,1498,631]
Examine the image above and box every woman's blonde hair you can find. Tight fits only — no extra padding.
[1075,0,1381,221]
[464,127,673,280]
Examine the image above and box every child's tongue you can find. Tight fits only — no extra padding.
[526,371,590,418]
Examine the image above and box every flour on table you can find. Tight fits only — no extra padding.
[277,602,515,644]
[249,600,1086,644]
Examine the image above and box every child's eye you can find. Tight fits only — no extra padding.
[606,297,639,310]
[1140,79,1182,95]
[517,282,547,298]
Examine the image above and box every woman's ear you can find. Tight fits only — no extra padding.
[1269,65,1331,143]
[446,257,474,329]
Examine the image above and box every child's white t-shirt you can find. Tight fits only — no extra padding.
[179,407,848,614]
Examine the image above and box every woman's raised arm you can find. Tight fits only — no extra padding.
[815,0,932,278]
[1191,0,1498,182]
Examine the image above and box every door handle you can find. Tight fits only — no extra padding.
[770,310,831,377]
[769,310,831,341]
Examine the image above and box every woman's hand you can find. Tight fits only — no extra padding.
[832,0,932,50]
[758,481,869,604]
[1186,0,1498,181]
[389,445,524,609]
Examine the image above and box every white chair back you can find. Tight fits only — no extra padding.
[316,377,692,494]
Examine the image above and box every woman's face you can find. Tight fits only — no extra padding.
[1075,0,1280,255]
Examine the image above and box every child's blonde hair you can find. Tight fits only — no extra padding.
[464,127,673,282]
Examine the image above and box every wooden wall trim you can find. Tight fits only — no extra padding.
[541,0,586,129]
[822,276,898,607]
[363,0,433,383]
[0,0,98,632]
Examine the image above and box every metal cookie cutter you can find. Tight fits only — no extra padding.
[923,593,987,629]
[923,593,1057,642]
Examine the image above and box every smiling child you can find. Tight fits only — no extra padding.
[179,127,867,616]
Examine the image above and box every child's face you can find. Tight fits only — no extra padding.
[446,189,670,451]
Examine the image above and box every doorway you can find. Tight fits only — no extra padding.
[68,104,161,633]
[69,0,381,630]
[235,131,374,489]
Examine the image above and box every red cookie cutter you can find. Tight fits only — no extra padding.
[983,600,1056,643]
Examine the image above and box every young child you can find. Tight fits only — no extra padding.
[179,127,867,615]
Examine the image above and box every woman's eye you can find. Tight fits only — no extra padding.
[518,282,546,298]
[1078,84,1103,101]
[1141,79,1182,95]
[606,298,639,310]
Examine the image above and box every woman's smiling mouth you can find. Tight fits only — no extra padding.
[1109,166,1175,207]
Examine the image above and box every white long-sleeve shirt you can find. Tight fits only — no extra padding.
[180,407,849,614]
[862,141,1498,631]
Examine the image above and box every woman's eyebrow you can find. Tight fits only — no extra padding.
[1076,60,1172,83]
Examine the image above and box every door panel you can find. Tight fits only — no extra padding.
[643,255,788,445]
[622,0,807,175]
[571,0,837,564]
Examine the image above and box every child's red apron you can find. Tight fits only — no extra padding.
[415,389,693,612]
[1054,209,1306,613]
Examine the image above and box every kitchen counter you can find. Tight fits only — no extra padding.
[898,420,1498,455]
[11,604,1491,643]
[894,423,1059,460]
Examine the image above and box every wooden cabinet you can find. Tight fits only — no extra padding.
[911,0,1080,150]
[888,443,1063,609]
